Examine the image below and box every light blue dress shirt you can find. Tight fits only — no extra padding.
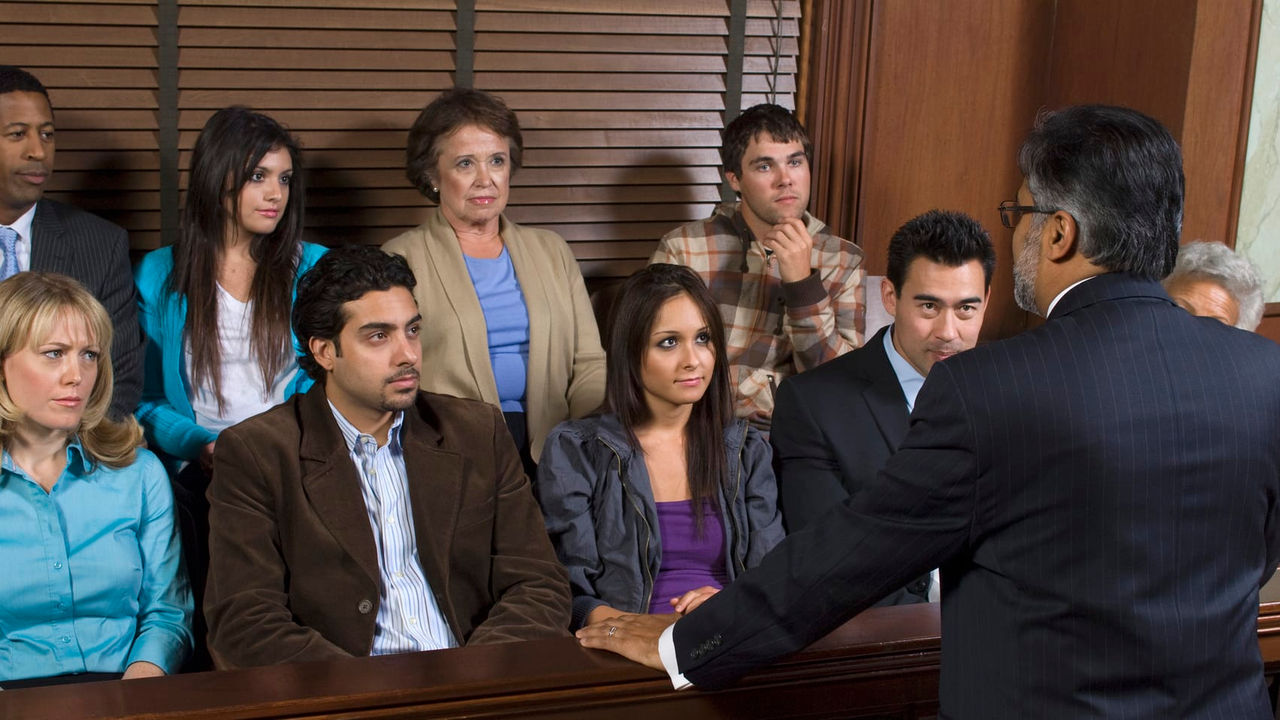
[883,324,926,412]
[462,246,531,413]
[327,402,458,655]
[0,442,192,682]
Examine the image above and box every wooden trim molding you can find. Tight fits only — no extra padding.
[8,591,1280,719]
[797,0,872,244]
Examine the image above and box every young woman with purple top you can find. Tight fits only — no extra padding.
[535,264,785,630]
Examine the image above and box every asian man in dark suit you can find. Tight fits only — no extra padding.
[772,209,995,606]
[579,105,1280,719]
[0,66,142,417]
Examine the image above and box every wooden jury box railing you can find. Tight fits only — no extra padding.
[5,586,1280,720]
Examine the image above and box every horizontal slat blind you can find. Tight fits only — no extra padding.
[1,0,799,280]
[475,0,799,278]
[175,0,456,249]
[0,0,161,246]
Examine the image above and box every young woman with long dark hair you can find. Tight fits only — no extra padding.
[133,107,325,668]
[536,264,784,630]
[135,107,325,471]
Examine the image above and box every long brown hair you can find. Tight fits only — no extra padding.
[0,273,143,467]
[607,264,733,530]
[168,107,306,410]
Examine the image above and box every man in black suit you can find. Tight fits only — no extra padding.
[0,66,141,417]
[772,209,995,606]
[579,105,1280,718]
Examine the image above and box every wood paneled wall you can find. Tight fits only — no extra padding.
[801,0,1264,341]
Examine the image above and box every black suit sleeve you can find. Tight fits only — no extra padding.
[100,223,143,419]
[771,376,850,533]
[674,363,977,688]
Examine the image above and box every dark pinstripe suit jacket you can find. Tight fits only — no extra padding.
[30,199,142,419]
[772,325,931,604]
[676,273,1280,718]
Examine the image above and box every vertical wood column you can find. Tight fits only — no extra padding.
[798,0,872,245]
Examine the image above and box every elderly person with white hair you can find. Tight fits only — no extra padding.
[1163,241,1264,331]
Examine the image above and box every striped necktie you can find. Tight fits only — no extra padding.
[0,226,19,281]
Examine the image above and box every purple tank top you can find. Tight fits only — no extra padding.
[648,500,729,614]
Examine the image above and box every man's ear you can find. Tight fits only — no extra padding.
[880,277,899,318]
[1042,210,1079,263]
[309,336,336,373]
[725,169,742,194]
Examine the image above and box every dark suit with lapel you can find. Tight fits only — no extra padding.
[771,325,929,604]
[205,384,571,669]
[675,274,1280,718]
[29,198,142,417]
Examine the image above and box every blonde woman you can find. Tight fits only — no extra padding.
[0,272,191,688]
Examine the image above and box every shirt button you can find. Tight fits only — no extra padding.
[60,635,71,643]
[394,572,403,579]
[357,599,373,614]
[53,561,63,570]
[408,616,417,625]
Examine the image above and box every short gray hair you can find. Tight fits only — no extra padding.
[1164,241,1264,331]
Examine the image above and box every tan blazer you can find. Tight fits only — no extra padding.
[383,210,606,459]
[205,384,571,669]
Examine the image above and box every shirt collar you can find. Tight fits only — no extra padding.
[883,325,926,412]
[2,203,37,244]
[327,401,404,453]
[1046,276,1097,317]
[1,437,93,481]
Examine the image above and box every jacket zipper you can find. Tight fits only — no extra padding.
[730,422,748,575]
[598,437,654,613]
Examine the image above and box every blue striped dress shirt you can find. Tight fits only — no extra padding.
[327,402,457,655]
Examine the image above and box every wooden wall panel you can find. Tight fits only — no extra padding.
[1044,0,1198,137]
[853,0,1054,341]
[800,0,872,244]
[1259,308,1280,345]
[1179,0,1261,248]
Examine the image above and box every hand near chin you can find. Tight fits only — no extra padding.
[760,217,814,283]
[576,613,677,671]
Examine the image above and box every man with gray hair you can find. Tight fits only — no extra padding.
[1163,240,1264,330]
[579,105,1280,719]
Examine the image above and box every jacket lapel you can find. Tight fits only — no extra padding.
[29,200,69,271]
[399,397,462,607]
[503,219,550,417]
[296,386,380,587]
[859,327,911,451]
[424,210,499,403]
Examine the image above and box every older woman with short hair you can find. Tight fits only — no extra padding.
[1163,241,1264,331]
[383,87,605,472]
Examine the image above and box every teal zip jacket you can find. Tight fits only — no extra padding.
[134,242,327,468]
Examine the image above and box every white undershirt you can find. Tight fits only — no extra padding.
[185,284,293,431]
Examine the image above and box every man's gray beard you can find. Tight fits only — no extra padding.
[1013,220,1043,316]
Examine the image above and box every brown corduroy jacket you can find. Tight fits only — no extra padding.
[205,383,571,669]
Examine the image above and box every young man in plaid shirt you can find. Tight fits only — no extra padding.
[651,104,865,430]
